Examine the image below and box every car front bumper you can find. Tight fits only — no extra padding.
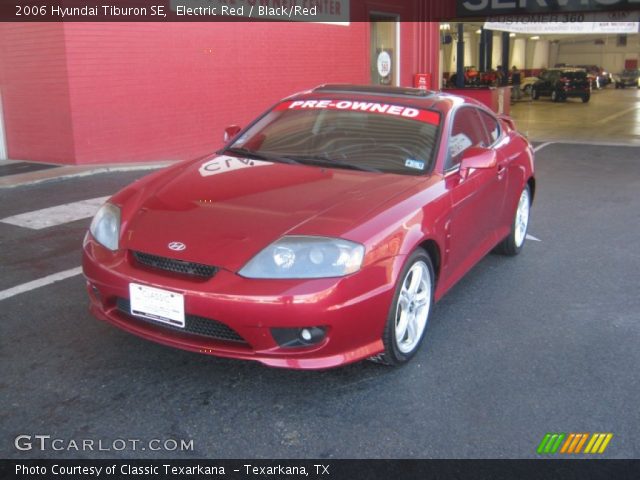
[82,238,400,369]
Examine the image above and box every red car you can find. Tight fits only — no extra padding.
[83,84,535,369]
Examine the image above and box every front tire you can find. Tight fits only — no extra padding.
[582,93,590,103]
[494,185,531,256]
[375,249,434,366]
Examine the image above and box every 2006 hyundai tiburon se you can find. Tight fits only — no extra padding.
[83,84,535,369]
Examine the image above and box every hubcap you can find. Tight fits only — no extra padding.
[514,188,530,248]
[395,261,431,354]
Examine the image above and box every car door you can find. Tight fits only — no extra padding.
[476,108,518,240]
[441,106,505,291]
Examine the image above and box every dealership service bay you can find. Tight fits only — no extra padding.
[1,138,639,458]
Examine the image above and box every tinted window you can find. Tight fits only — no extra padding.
[230,102,440,176]
[446,107,488,170]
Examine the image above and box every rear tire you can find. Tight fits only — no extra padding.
[494,185,531,256]
[372,249,434,366]
[531,88,539,100]
[582,94,590,103]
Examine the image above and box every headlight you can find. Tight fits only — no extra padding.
[89,203,121,251]
[239,236,365,279]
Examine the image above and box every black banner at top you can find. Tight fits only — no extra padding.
[4,0,358,23]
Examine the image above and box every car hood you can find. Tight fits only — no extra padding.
[120,155,422,271]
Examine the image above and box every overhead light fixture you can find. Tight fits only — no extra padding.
[440,23,450,31]
[475,29,481,34]
[509,33,516,38]
[530,36,540,40]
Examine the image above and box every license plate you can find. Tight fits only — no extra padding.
[129,283,185,328]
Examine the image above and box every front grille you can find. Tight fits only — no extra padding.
[116,298,247,344]
[132,251,217,278]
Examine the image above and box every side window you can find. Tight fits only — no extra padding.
[446,107,488,170]
[476,109,500,145]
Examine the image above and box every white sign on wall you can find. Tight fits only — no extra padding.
[376,51,392,78]
[485,14,639,34]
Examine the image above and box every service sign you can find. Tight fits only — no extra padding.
[457,0,640,18]
[485,17,639,33]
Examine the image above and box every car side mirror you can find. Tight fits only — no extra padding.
[459,146,497,178]
[224,125,242,142]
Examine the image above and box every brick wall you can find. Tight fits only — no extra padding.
[64,22,368,164]
[0,23,75,162]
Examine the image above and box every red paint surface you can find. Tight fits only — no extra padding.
[0,18,441,165]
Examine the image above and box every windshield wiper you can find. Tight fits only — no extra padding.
[224,147,302,166]
[296,155,382,173]
[225,148,381,173]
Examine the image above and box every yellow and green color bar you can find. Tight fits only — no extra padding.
[537,433,613,454]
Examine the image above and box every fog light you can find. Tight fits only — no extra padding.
[300,328,312,341]
[271,326,327,348]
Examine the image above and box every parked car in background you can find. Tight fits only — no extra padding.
[531,68,591,103]
[577,65,610,89]
[612,69,640,89]
[83,84,535,369]
[520,76,539,95]
[556,64,610,89]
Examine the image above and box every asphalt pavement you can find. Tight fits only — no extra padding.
[1,143,639,459]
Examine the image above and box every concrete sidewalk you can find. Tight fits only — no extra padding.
[0,159,178,189]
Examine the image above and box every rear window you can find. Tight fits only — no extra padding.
[561,71,587,79]
[229,100,441,176]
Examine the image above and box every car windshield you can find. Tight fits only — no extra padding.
[227,100,441,176]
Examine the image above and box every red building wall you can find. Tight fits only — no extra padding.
[0,24,76,163]
[0,17,441,165]
[64,22,370,164]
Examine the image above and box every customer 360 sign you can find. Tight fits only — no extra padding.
[456,0,640,17]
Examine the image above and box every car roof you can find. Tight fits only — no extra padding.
[284,84,478,116]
